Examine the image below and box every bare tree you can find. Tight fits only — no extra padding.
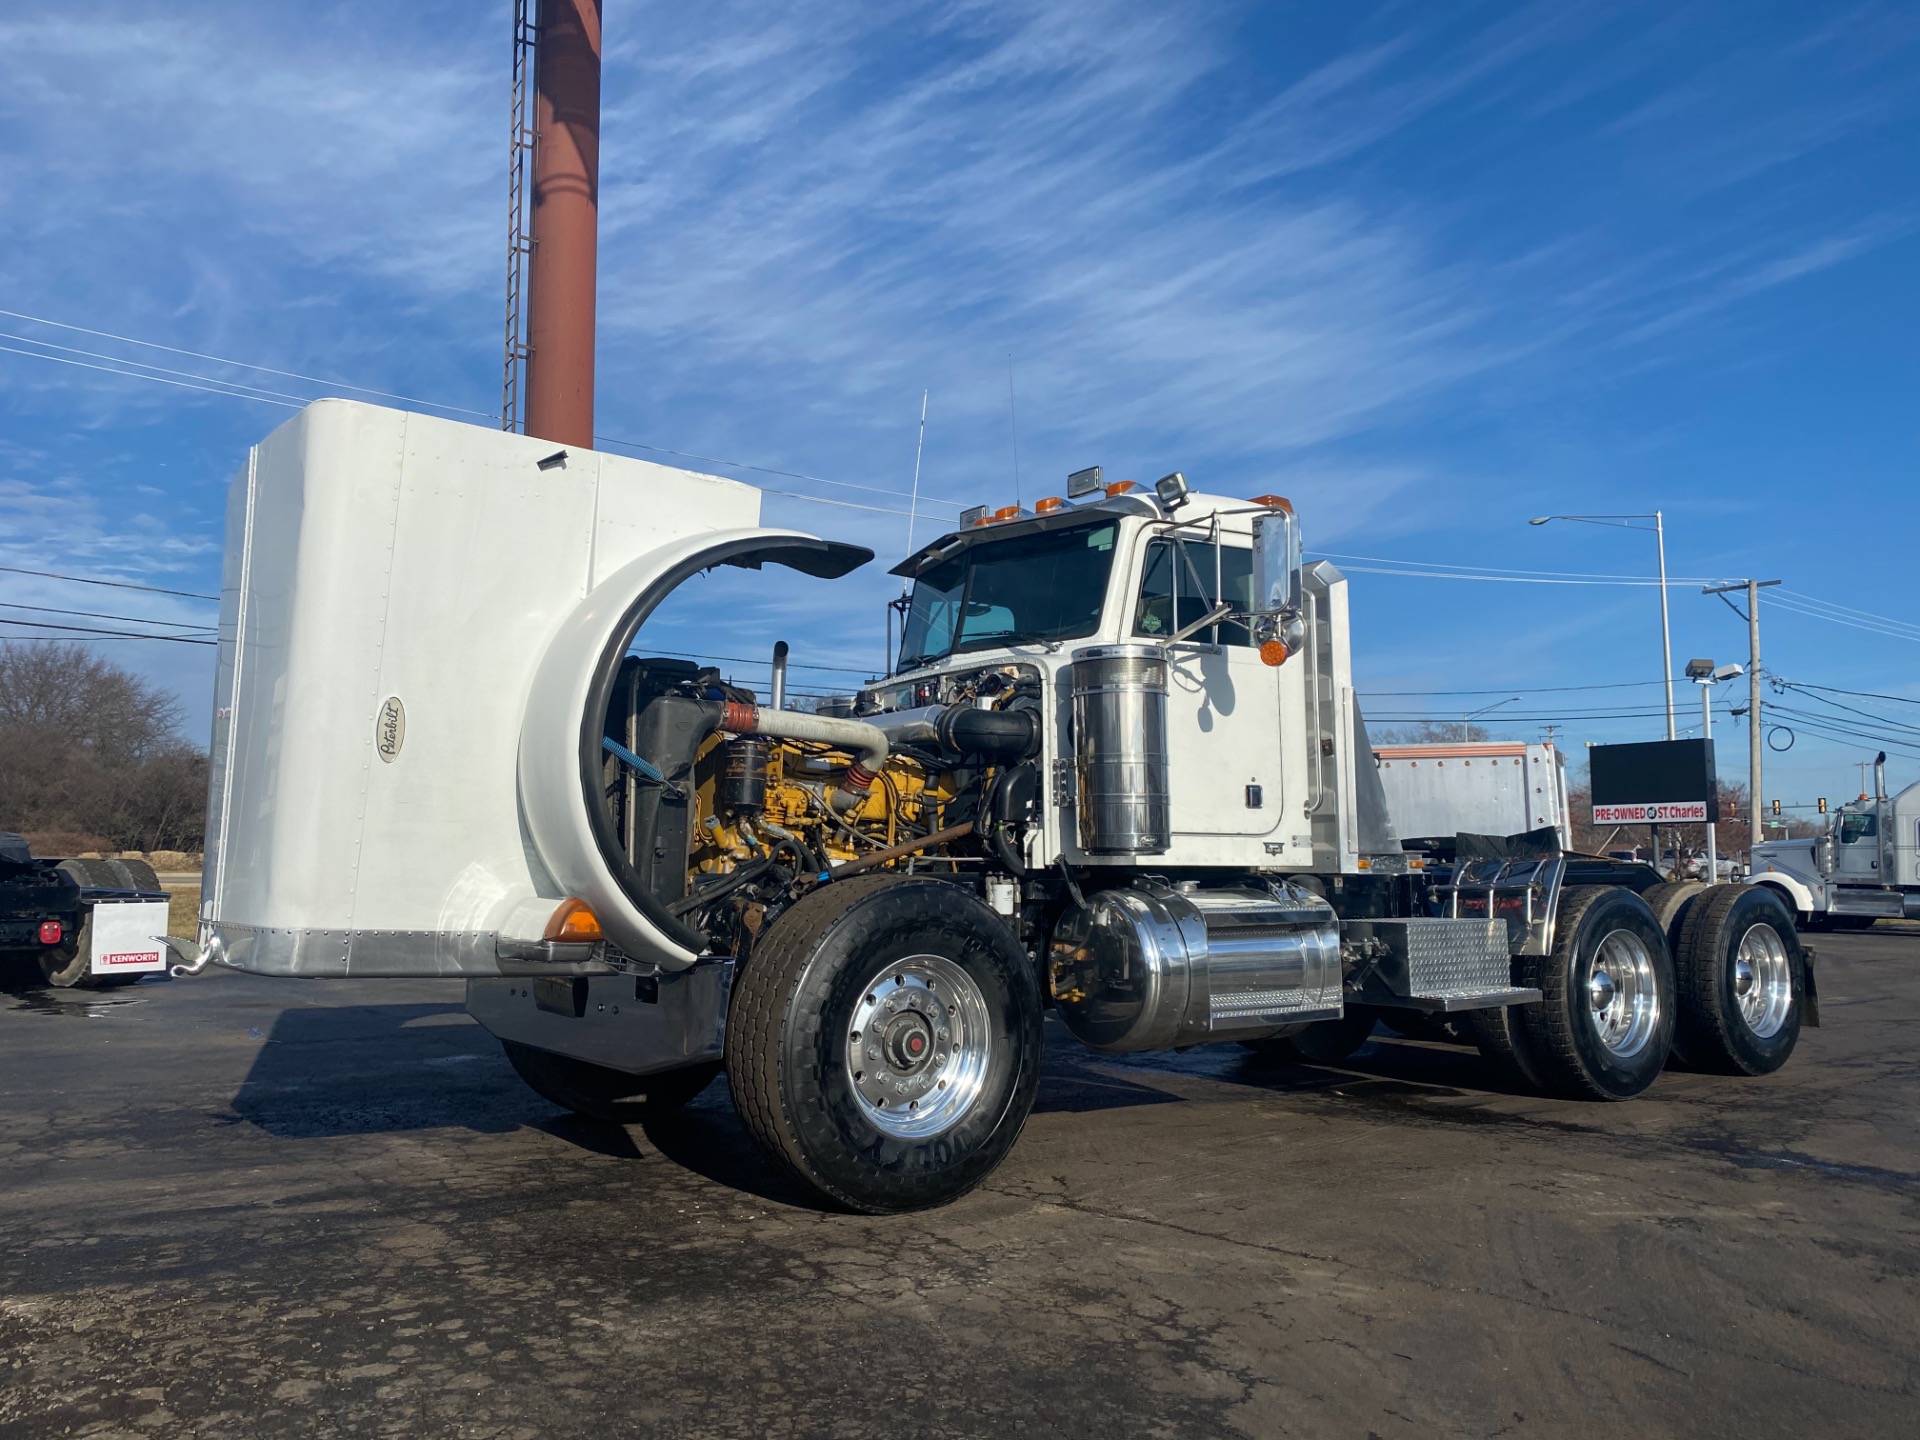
[1372,722,1494,745]
[0,642,205,851]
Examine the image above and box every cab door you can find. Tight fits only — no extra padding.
[1131,534,1285,851]
[1835,809,1881,881]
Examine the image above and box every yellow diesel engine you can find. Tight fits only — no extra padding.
[600,656,1044,960]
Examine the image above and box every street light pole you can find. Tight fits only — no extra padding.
[1747,579,1762,848]
[1462,696,1522,740]
[1699,677,1717,880]
[1530,512,1675,740]
[1655,510,1674,740]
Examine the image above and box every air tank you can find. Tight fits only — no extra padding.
[1071,643,1170,854]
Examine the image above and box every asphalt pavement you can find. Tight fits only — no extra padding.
[2,930,1915,1438]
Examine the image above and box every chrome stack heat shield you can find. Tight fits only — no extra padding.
[1071,643,1170,855]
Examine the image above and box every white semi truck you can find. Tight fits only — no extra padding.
[1748,754,1920,929]
[172,402,1818,1212]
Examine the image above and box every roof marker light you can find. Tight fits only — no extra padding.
[993,505,1022,522]
[1035,496,1064,513]
[1105,480,1138,496]
[1250,494,1293,512]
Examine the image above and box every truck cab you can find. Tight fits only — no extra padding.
[866,480,1387,876]
[1750,760,1920,926]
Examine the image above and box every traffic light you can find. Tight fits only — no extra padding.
[1771,798,1782,817]
[1818,797,1828,814]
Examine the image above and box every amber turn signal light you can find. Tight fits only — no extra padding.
[543,898,604,943]
[1259,640,1291,668]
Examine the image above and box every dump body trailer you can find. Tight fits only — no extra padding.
[180,404,1821,1212]
[1373,741,1570,851]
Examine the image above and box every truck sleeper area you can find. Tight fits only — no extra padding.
[183,402,1816,1213]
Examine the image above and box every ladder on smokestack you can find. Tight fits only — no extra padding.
[501,0,537,433]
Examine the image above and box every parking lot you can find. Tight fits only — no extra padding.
[2,929,1915,1438]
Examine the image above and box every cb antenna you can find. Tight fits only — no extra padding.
[1006,358,1022,507]
[905,388,928,556]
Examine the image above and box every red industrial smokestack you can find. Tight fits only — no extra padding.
[524,0,601,448]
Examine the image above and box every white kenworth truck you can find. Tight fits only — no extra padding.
[1748,754,1920,930]
[179,402,1815,1213]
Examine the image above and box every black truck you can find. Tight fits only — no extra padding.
[0,832,169,988]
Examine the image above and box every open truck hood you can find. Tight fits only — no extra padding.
[198,400,869,977]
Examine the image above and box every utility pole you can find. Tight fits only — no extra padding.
[1704,578,1781,850]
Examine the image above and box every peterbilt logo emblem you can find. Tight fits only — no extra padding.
[376,696,406,762]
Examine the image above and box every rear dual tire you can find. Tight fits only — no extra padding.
[1671,885,1805,1076]
[1465,887,1675,1100]
[38,859,165,990]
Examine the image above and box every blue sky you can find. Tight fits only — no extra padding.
[1,1,1915,811]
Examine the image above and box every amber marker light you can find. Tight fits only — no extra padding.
[993,505,1021,521]
[1250,494,1293,512]
[544,898,604,942]
[1105,480,1138,496]
[1035,496,1064,513]
[1259,639,1291,668]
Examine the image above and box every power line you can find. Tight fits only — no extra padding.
[0,306,496,418]
[0,618,214,646]
[1776,587,1920,639]
[1358,679,1667,697]
[1784,680,1920,707]
[1765,593,1920,644]
[1317,551,1724,585]
[0,566,218,602]
[0,601,215,634]
[0,330,329,409]
[0,341,305,409]
[1,311,952,515]
[1771,683,1920,738]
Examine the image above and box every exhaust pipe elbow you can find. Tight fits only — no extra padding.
[716,702,890,815]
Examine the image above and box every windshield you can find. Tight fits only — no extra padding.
[899,521,1118,669]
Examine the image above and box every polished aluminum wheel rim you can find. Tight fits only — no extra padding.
[1587,930,1660,1058]
[845,954,992,1140]
[1732,923,1793,1038]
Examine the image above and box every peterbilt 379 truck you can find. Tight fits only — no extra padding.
[173,402,1814,1212]
[1749,755,1920,929]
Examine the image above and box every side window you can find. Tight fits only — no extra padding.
[1839,813,1878,844]
[1133,540,1253,647]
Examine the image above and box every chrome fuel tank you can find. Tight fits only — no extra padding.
[1047,881,1342,1053]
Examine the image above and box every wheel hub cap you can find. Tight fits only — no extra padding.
[1732,923,1792,1038]
[846,954,994,1141]
[1587,930,1659,1059]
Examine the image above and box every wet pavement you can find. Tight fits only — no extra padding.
[1,930,1916,1438]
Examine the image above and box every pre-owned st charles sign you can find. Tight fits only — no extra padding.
[1589,739,1718,826]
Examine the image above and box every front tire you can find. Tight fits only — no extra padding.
[1519,886,1675,1100]
[726,874,1043,1214]
[1672,884,1804,1075]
